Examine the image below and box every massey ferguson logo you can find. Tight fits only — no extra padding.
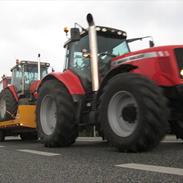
[112,51,168,66]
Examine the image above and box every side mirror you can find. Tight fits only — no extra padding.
[149,40,155,47]
[70,28,80,41]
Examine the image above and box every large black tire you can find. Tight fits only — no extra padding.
[0,88,18,121]
[98,73,169,152]
[20,132,38,141]
[36,79,78,147]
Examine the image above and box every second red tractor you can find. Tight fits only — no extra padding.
[0,60,50,141]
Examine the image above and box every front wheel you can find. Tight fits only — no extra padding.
[0,88,17,121]
[98,73,169,152]
[36,79,78,147]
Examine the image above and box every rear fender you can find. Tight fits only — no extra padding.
[38,70,85,97]
[29,80,41,99]
[6,85,18,102]
[98,64,137,96]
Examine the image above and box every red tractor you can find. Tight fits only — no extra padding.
[0,59,50,141]
[36,14,182,152]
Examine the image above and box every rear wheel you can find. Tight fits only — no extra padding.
[20,132,38,141]
[0,88,17,121]
[98,73,169,152]
[36,79,78,147]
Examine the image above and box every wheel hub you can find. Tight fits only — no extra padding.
[122,104,137,123]
[40,95,57,135]
[108,91,139,137]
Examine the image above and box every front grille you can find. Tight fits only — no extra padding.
[174,48,183,73]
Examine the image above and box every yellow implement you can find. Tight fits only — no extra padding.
[0,105,36,129]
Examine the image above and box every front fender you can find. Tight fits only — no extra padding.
[30,80,41,99]
[7,85,18,102]
[98,64,137,96]
[38,70,85,95]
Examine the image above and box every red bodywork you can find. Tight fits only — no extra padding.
[4,81,41,101]
[40,70,85,95]
[39,45,183,96]
[8,81,41,101]
[0,77,19,102]
[112,45,183,86]
[30,80,41,99]
[0,76,11,89]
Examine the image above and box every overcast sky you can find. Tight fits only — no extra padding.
[0,0,183,77]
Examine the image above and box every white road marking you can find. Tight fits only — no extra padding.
[115,163,183,176]
[18,149,60,156]
[0,146,5,148]
[162,140,183,143]
[77,137,103,142]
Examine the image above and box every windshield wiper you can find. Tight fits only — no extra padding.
[127,36,155,47]
[127,36,152,43]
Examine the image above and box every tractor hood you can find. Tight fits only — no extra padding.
[112,45,183,66]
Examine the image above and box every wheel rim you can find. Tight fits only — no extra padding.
[107,91,139,137]
[40,95,57,135]
[0,98,6,118]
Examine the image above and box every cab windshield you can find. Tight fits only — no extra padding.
[67,35,129,75]
[24,64,48,83]
[11,64,48,93]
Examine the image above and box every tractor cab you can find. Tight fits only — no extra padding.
[11,60,50,97]
[64,26,127,89]
[64,26,155,86]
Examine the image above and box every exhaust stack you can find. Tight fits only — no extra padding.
[38,53,41,80]
[87,13,99,92]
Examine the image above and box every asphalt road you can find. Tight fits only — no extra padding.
[0,136,183,183]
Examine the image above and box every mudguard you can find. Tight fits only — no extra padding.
[38,70,85,95]
[29,80,41,99]
[7,85,18,102]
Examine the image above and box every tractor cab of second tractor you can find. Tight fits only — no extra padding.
[11,60,50,98]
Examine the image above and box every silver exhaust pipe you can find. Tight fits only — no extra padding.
[87,13,99,92]
[38,53,41,80]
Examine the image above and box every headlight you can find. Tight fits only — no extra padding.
[102,28,107,32]
[96,27,101,31]
[117,31,122,35]
[180,69,183,77]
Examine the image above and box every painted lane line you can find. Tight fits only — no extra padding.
[115,163,183,176]
[162,140,183,143]
[18,149,60,156]
[0,146,5,148]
